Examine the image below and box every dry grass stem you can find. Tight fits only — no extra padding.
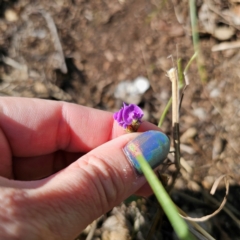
[168,68,179,125]
[166,67,181,192]
[2,56,27,71]
[177,207,216,240]
[86,220,97,240]
[180,157,193,174]
[212,41,240,52]
[168,67,180,170]
[36,9,67,74]
[180,163,240,228]
[25,8,68,74]
[180,175,231,222]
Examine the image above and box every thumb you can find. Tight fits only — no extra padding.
[26,131,170,239]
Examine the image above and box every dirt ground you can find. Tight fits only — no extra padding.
[1,0,240,239]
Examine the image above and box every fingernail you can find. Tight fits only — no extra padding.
[123,130,170,174]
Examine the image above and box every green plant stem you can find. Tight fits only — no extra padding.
[184,52,197,74]
[136,154,196,240]
[158,97,172,128]
[189,0,207,83]
[189,0,199,52]
[177,59,184,89]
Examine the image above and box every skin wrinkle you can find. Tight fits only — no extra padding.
[81,108,92,150]
[27,177,87,239]
[87,154,117,208]
[16,100,45,156]
[76,155,109,214]
[53,164,101,222]
[52,151,68,175]
[96,154,126,205]
[0,128,12,178]
[53,102,73,176]
[39,145,133,237]
[62,178,103,237]
[40,196,71,238]
[56,102,71,151]
[0,103,13,178]
[84,107,108,151]
[89,108,116,150]
[33,170,112,239]
[109,115,116,141]
[52,153,60,178]
[63,103,97,153]
[80,152,129,209]
[1,99,35,157]
[68,179,98,230]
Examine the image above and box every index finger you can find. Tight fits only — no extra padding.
[0,97,160,157]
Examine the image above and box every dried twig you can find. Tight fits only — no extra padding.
[86,220,97,240]
[177,207,216,240]
[168,68,179,125]
[24,7,67,74]
[1,56,27,71]
[168,68,181,179]
[180,175,233,223]
[180,159,240,229]
[203,186,240,228]
[212,41,240,52]
[37,9,67,74]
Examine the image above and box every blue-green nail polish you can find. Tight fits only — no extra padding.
[123,130,170,174]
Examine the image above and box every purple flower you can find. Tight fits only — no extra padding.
[113,103,144,130]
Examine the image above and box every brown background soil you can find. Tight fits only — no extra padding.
[1,0,240,239]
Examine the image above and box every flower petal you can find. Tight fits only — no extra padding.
[113,103,144,130]
[123,104,135,124]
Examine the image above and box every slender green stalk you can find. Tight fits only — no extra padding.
[189,0,207,83]
[177,59,184,89]
[158,97,172,128]
[184,52,197,74]
[189,0,199,53]
[136,154,196,240]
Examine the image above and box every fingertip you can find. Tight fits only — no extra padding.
[137,121,162,133]
[111,120,126,138]
[123,131,170,174]
[111,120,162,139]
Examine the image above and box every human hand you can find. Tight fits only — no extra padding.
[0,97,169,240]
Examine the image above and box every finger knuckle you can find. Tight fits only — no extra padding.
[79,154,125,209]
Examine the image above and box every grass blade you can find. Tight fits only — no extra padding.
[135,154,196,240]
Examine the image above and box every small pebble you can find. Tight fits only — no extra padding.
[180,127,197,143]
[33,82,48,95]
[210,88,220,98]
[4,9,18,22]
[114,76,150,104]
[134,76,150,94]
[193,108,207,121]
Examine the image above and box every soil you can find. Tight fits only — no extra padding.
[1,0,240,239]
